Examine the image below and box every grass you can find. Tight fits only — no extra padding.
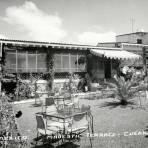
[13,92,148,148]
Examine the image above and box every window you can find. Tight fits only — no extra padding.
[137,39,142,44]
[62,54,69,72]
[54,53,86,73]
[17,52,26,72]
[37,54,46,72]
[54,54,62,72]
[28,53,36,72]
[5,49,86,73]
[5,52,16,72]
[71,55,77,72]
[5,50,47,73]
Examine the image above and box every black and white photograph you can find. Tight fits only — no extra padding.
[0,0,148,147]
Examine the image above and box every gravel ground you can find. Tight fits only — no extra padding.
[13,93,148,148]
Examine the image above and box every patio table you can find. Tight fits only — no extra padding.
[36,104,93,145]
[41,110,88,120]
[39,102,91,121]
[36,110,89,137]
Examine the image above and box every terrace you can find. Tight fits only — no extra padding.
[0,39,147,148]
[13,92,148,148]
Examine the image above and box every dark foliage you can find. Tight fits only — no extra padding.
[0,94,27,147]
[15,111,22,118]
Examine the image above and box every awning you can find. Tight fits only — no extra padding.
[90,49,141,60]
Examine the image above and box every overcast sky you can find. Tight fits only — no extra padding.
[0,0,148,45]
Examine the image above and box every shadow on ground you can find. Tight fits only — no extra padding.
[99,101,137,109]
[30,135,81,148]
[31,142,79,148]
[56,142,80,148]
[29,103,42,108]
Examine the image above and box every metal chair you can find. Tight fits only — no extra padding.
[43,97,58,115]
[66,111,93,147]
[35,113,61,145]
[62,93,75,114]
[71,94,80,109]
[43,98,70,131]
[66,112,89,134]
[54,97,65,110]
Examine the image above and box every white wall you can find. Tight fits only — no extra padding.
[116,32,148,44]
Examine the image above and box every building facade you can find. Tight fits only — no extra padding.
[98,31,148,69]
[116,31,148,44]
[0,38,141,94]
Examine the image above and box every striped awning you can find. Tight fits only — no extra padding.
[90,49,141,60]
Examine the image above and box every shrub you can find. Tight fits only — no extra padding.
[0,93,27,147]
[109,75,147,105]
[15,81,34,101]
[62,73,80,94]
[78,73,91,92]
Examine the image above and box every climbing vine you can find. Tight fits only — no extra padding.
[46,49,55,93]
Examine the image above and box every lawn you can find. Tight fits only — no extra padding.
[13,93,148,148]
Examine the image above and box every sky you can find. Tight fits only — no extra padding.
[0,0,148,45]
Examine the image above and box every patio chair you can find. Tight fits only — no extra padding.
[43,97,58,115]
[35,113,61,145]
[54,97,65,110]
[71,95,80,109]
[66,112,89,135]
[65,111,93,147]
[35,92,43,105]
[63,93,75,113]
[44,98,71,129]
[53,92,74,114]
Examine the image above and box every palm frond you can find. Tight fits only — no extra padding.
[108,76,145,102]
